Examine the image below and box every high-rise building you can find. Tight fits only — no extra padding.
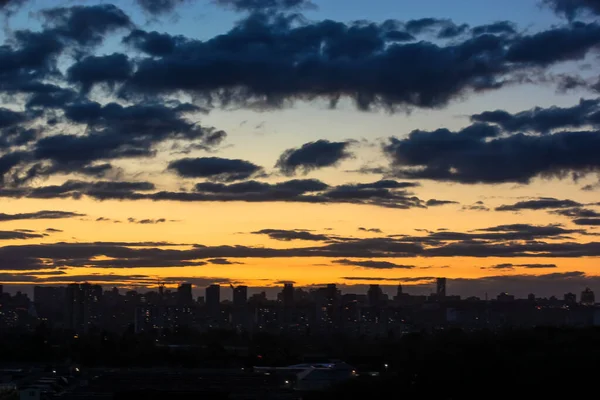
[314,284,340,327]
[178,283,193,305]
[205,284,220,318]
[282,283,294,307]
[65,283,86,332]
[436,278,447,298]
[34,286,65,325]
[367,284,384,306]
[581,288,595,305]
[233,285,248,307]
[231,285,248,328]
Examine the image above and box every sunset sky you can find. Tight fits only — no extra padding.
[1,0,600,298]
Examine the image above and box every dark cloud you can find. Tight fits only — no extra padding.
[543,0,600,20]
[2,100,226,183]
[3,180,156,200]
[582,181,600,191]
[3,223,600,271]
[551,207,600,218]
[168,157,265,181]
[127,218,167,224]
[45,228,63,233]
[14,272,234,288]
[213,0,315,12]
[136,0,189,15]
[404,18,468,38]
[333,259,417,269]
[496,198,582,211]
[359,227,383,233]
[572,218,600,225]
[462,201,490,211]
[519,263,558,268]
[0,210,84,222]
[0,230,44,240]
[40,4,133,47]
[486,263,558,270]
[0,152,29,183]
[471,98,600,133]
[122,30,188,56]
[0,30,64,83]
[276,140,354,176]
[428,223,583,242]
[66,53,133,93]
[384,121,600,184]
[505,22,600,66]
[341,276,435,282]
[0,0,29,15]
[252,229,331,241]
[426,199,459,207]
[117,16,600,112]
[0,178,425,209]
[208,258,243,265]
[273,280,296,285]
[471,21,517,37]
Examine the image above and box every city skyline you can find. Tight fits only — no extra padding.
[1,0,600,296]
[2,278,595,336]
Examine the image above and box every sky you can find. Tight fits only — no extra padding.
[1,0,600,299]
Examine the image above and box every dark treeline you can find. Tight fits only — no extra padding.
[2,325,599,397]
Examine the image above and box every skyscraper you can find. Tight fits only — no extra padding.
[282,283,294,307]
[367,284,384,306]
[34,286,65,324]
[436,278,447,298]
[233,285,248,307]
[178,283,193,305]
[205,284,220,319]
[581,288,595,305]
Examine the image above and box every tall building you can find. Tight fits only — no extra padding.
[282,283,294,307]
[34,286,65,325]
[314,284,340,327]
[233,285,248,307]
[205,284,220,318]
[177,283,193,305]
[581,288,595,305]
[436,278,447,298]
[64,283,103,332]
[231,285,248,328]
[367,284,384,306]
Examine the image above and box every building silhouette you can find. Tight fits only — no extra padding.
[564,292,577,304]
[64,283,102,333]
[232,285,248,307]
[282,283,294,307]
[436,278,447,298]
[205,284,221,321]
[367,284,384,307]
[581,288,595,305]
[177,283,193,305]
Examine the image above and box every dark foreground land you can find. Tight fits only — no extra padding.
[0,327,598,398]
